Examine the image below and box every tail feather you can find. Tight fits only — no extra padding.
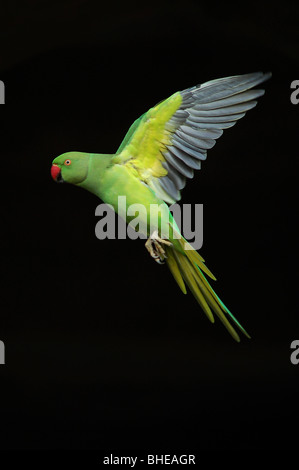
[173,250,215,324]
[171,225,217,280]
[166,247,187,294]
[165,239,250,342]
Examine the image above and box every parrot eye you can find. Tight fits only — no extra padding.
[64,159,72,166]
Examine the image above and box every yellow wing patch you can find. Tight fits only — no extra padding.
[113,92,182,181]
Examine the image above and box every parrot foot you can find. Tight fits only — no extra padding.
[145,230,172,264]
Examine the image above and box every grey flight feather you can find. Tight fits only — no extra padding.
[151,71,271,204]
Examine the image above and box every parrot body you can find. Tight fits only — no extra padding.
[80,153,172,236]
[51,72,271,341]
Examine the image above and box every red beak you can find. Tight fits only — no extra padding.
[51,164,62,182]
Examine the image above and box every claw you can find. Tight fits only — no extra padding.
[145,230,172,264]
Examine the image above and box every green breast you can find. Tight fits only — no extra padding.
[97,163,174,238]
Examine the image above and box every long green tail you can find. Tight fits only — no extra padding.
[165,236,250,342]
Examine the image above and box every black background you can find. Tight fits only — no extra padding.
[0,0,298,455]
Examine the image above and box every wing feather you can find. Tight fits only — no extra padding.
[164,150,196,177]
[113,72,271,204]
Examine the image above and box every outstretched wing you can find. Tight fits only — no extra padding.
[113,72,271,204]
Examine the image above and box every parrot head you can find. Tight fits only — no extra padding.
[51,152,90,185]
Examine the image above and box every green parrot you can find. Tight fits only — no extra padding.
[51,72,271,341]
